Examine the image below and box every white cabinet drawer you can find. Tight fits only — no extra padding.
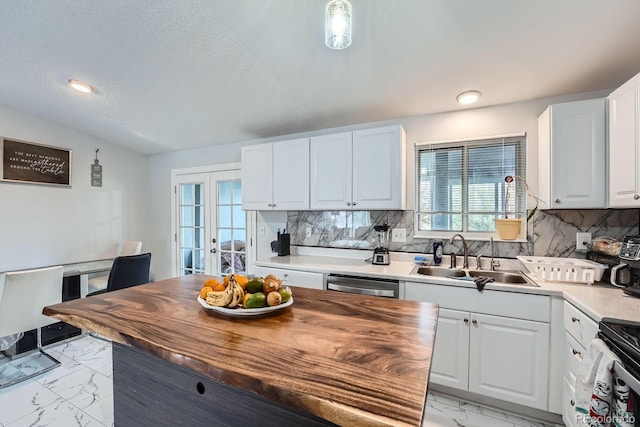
[404,282,550,322]
[562,376,577,427]
[254,266,324,290]
[564,302,598,347]
[565,333,585,380]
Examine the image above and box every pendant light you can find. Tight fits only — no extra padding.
[325,0,352,49]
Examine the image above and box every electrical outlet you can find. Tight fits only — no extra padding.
[306,226,312,238]
[576,232,592,251]
[392,228,407,243]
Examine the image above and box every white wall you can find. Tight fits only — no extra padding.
[0,105,149,272]
[147,89,611,280]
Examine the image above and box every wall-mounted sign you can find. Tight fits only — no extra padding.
[0,137,71,186]
[91,149,102,187]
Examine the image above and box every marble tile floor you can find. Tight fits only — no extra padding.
[0,335,560,427]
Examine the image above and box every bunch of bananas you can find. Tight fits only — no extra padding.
[205,275,245,308]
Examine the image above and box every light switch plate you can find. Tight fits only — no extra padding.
[392,228,407,243]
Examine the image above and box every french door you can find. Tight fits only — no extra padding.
[173,169,253,277]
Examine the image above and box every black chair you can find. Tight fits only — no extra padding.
[86,253,151,297]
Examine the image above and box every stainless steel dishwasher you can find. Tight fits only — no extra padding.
[326,274,399,298]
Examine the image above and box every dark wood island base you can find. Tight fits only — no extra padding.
[114,342,336,426]
[43,274,438,426]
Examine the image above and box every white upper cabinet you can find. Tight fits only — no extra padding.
[538,98,606,209]
[310,132,353,210]
[241,138,309,210]
[352,126,406,210]
[241,143,273,210]
[609,71,640,207]
[310,125,406,210]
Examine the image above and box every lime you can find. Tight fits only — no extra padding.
[246,277,264,294]
[277,286,292,303]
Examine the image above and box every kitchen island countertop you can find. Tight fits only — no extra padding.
[43,274,438,427]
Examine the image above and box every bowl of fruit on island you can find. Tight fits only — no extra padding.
[197,274,293,316]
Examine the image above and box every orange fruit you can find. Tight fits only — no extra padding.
[212,283,226,292]
[223,275,231,286]
[235,275,249,291]
[199,286,213,299]
[204,278,221,289]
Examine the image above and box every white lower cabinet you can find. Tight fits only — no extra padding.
[429,308,469,390]
[254,266,324,290]
[405,282,551,411]
[468,312,549,409]
[562,302,598,427]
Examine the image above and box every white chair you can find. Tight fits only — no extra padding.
[88,240,142,294]
[0,265,64,388]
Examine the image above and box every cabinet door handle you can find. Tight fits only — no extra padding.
[346,202,351,206]
[210,248,217,253]
[268,203,272,207]
[572,348,581,356]
[471,319,478,326]
[352,202,357,206]
[571,317,580,323]
[463,318,469,324]
[272,203,276,208]
[635,194,640,200]
[555,198,561,204]
[570,399,575,406]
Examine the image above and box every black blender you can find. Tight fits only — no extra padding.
[372,224,391,265]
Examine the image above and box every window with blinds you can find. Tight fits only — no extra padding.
[415,135,526,236]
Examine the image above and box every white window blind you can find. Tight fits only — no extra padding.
[416,135,526,234]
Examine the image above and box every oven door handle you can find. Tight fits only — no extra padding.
[613,360,640,395]
[327,283,396,298]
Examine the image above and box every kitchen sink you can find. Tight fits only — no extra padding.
[467,270,529,284]
[413,266,466,278]
[412,265,538,286]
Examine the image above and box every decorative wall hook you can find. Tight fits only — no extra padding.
[91,148,102,187]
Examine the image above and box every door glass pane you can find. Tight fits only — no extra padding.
[181,228,193,247]
[233,206,246,228]
[216,178,247,276]
[233,180,242,204]
[219,181,233,204]
[219,229,232,247]
[179,183,206,275]
[219,205,232,228]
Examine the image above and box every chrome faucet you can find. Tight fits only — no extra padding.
[449,233,469,269]
[476,254,483,270]
[490,237,500,271]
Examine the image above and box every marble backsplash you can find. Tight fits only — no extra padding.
[286,209,640,259]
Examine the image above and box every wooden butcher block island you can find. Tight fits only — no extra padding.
[43,275,438,427]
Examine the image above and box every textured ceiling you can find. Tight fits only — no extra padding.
[0,0,639,155]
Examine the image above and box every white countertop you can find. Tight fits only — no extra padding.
[256,255,640,323]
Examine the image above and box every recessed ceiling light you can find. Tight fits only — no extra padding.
[456,90,481,105]
[68,79,94,94]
